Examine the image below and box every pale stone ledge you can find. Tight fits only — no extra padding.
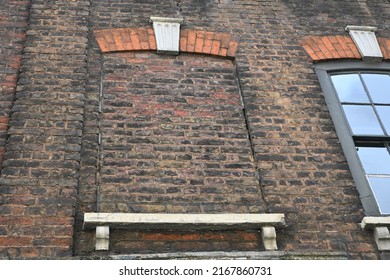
[360,216,390,251]
[83,213,286,251]
[77,251,348,260]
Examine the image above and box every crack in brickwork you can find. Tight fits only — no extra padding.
[234,64,270,213]
[0,0,31,167]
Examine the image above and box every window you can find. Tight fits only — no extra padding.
[316,62,390,215]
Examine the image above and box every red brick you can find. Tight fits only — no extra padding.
[0,217,34,226]
[32,237,72,247]
[187,30,196,52]
[302,44,320,61]
[203,38,213,54]
[148,29,157,50]
[102,31,117,52]
[348,242,376,253]
[172,242,210,251]
[211,40,221,55]
[180,29,188,52]
[218,47,228,57]
[227,41,238,57]
[0,116,9,128]
[322,36,336,52]
[130,31,141,50]
[194,35,204,53]
[220,34,230,49]
[94,31,110,52]
[348,41,361,58]
[0,237,33,247]
[121,28,133,51]
[138,29,150,50]
[112,29,125,51]
[333,43,348,58]
[378,38,390,59]
[336,35,350,51]
[20,247,40,258]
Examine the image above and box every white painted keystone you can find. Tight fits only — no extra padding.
[346,25,383,62]
[150,17,184,54]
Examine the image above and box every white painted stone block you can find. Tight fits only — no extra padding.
[346,26,383,62]
[150,17,184,54]
[261,226,277,251]
[95,226,109,251]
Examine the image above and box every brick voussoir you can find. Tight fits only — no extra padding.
[378,38,390,60]
[95,28,239,58]
[301,35,363,61]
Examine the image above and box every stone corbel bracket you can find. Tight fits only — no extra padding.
[360,216,390,251]
[83,213,286,251]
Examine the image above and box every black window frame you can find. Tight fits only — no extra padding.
[316,61,390,216]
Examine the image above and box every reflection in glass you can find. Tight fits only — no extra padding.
[331,74,369,103]
[362,74,390,104]
[357,146,390,174]
[376,106,390,135]
[367,176,390,214]
[343,105,384,135]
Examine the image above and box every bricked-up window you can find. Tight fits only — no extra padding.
[316,62,390,215]
[98,52,267,221]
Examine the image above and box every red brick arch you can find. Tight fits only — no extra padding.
[301,35,390,61]
[94,28,239,58]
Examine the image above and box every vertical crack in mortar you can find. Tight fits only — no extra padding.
[74,0,93,256]
[234,62,270,213]
[0,0,33,174]
[96,52,104,213]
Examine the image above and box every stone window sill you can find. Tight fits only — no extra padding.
[83,213,286,251]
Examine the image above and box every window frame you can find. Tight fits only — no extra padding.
[315,61,390,216]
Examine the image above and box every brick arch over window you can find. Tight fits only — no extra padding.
[94,28,239,58]
[301,35,390,61]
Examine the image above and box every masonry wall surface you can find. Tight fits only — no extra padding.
[1,0,390,259]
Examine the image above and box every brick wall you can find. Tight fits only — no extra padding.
[77,0,390,259]
[0,0,90,259]
[2,0,390,259]
[0,0,30,165]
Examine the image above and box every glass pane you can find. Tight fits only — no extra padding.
[342,105,384,135]
[362,74,390,104]
[376,106,390,135]
[367,176,390,214]
[357,146,390,174]
[331,74,369,103]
